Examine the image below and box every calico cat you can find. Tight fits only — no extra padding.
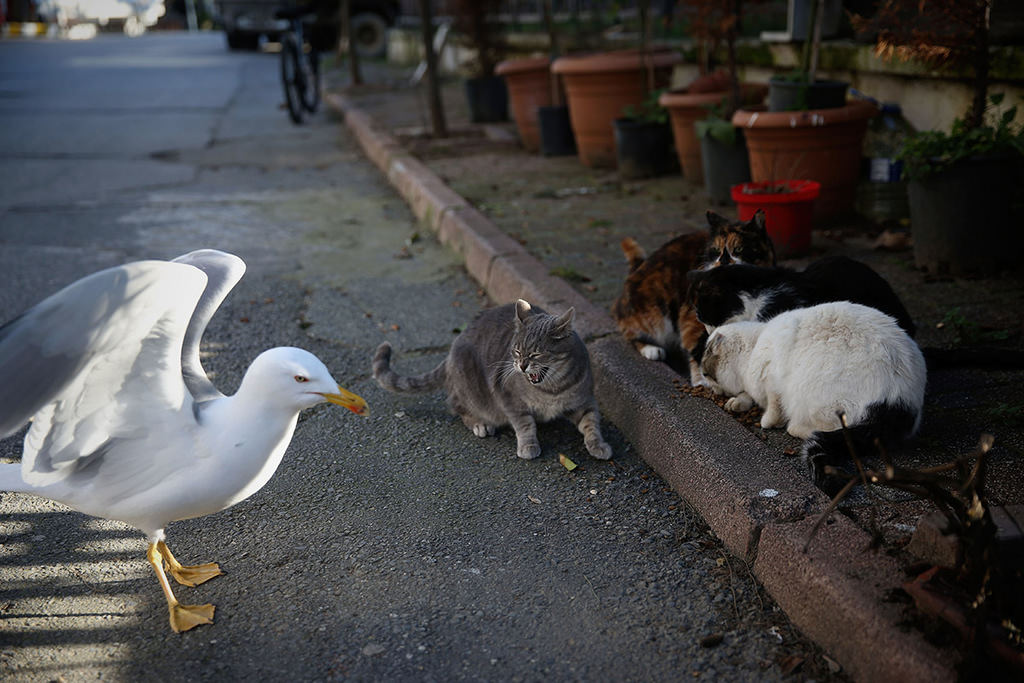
[700,301,927,487]
[373,299,612,461]
[611,209,775,386]
[688,255,917,337]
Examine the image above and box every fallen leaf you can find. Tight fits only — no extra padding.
[558,453,577,471]
[778,654,804,675]
[528,495,542,504]
[823,654,841,673]
[239,317,250,323]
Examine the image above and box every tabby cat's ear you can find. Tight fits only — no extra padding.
[706,210,729,236]
[515,299,533,325]
[551,307,575,339]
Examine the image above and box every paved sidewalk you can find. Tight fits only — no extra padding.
[324,60,1024,682]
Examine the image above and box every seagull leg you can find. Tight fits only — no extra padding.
[147,543,215,633]
[157,540,223,587]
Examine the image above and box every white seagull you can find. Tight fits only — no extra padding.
[0,249,368,632]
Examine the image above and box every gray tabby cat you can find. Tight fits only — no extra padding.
[373,299,613,461]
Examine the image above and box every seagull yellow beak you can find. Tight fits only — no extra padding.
[321,386,369,415]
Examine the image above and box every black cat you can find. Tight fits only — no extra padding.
[688,255,917,337]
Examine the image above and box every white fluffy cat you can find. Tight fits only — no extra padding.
[700,301,927,483]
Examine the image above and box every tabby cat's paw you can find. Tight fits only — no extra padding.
[586,440,613,460]
[517,442,542,460]
[639,344,666,361]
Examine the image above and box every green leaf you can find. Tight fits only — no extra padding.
[990,93,1005,106]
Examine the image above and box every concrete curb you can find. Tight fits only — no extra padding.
[325,92,957,682]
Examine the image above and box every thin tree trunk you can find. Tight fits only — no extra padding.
[542,0,561,106]
[727,0,742,114]
[342,0,363,85]
[418,0,448,138]
[967,0,991,131]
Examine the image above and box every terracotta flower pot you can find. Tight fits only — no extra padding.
[731,100,877,220]
[496,56,553,153]
[552,49,682,168]
[659,83,767,184]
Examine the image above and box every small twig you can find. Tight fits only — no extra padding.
[803,475,859,553]
[721,553,740,623]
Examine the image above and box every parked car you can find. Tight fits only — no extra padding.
[216,0,399,55]
[35,0,166,36]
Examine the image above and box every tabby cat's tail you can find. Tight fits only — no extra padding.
[372,342,447,393]
[800,401,921,494]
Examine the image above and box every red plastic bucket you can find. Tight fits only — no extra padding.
[731,180,820,257]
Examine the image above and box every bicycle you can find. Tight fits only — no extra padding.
[275,5,321,124]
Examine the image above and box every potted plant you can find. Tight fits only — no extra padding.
[453,0,508,123]
[731,180,821,256]
[853,0,1024,276]
[660,0,767,184]
[613,88,678,179]
[495,55,553,153]
[730,0,876,221]
[535,0,576,157]
[768,0,849,112]
[551,1,681,168]
[695,104,751,204]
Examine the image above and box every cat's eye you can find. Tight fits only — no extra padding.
[294,375,309,383]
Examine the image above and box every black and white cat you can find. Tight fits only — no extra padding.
[688,255,916,337]
[373,299,612,461]
[700,301,927,486]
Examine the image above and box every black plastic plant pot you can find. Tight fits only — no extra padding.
[908,154,1021,276]
[537,105,576,157]
[699,129,751,205]
[464,75,509,123]
[768,78,848,112]
[613,118,678,180]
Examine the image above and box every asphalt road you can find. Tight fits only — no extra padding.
[0,32,840,681]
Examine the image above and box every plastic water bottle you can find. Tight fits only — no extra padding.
[857,103,915,223]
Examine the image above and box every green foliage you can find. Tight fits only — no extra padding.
[899,94,1024,180]
[695,101,738,146]
[984,401,1024,428]
[549,266,591,283]
[621,88,668,124]
[939,306,1011,346]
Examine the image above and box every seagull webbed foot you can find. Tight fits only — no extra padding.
[148,542,218,633]
[169,602,216,633]
[157,540,223,587]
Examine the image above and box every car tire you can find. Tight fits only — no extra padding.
[350,12,388,58]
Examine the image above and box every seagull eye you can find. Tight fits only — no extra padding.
[294,375,309,383]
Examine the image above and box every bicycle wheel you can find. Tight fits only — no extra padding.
[280,32,306,124]
[301,47,321,113]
